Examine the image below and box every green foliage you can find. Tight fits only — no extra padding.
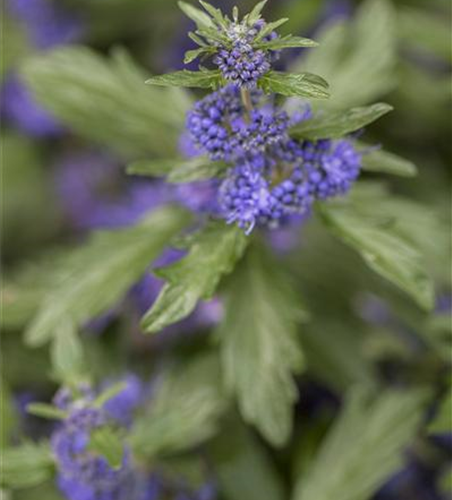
[0,380,17,449]
[26,404,66,421]
[210,419,285,500]
[129,353,227,458]
[25,207,190,346]
[217,243,307,446]
[127,156,228,182]
[293,0,396,108]
[146,69,223,90]
[50,322,87,385]
[317,188,434,311]
[254,35,318,50]
[88,427,125,469]
[141,222,248,333]
[359,146,418,177]
[293,388,426,500]
[259,71,329,99]
[1,442,55,489]
[21,47,191,157]
[428,387,452,434]
[178,1,215,29]
[290,103,393,140]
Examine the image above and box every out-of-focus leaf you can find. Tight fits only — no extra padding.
[26,404,66,421]
[21,47,190,157]
[141,222,248,333]
[359,146,417,177]
[178,1,215,29]
[146,69,222,89]
[50,321,87,385]
[317,194,434,311]
[0,380,17,449]
[88,427,124,469]
[218,243,307,446]
[210,418,285,500]
[25,207,190,346]
[259,71,329,99]
[290,103,392,140]
[127,156,227,182]
[292,0,396,108]
[399,7,451,62]
[293,388,426,500]
[129,353,227,458]
[428,387,452,434]
[1,442,55,489]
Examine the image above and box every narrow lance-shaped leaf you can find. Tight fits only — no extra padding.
[178,1,214,29]
[184,46,214,64]
[88,427,124,469]
[146,69,223,90]
[254,35,318,50]
[26,403,67,420]
[317,198,434,310]
[25,207,191,346]
[259,71,329,99]
[218,242,307,446]
[129,353,227,459]
[141,222,248,333]
[293,388,427,500]
[247,0,269,26]
[290,103,393,140]
[358,144,417,177]
[199,0,229,28]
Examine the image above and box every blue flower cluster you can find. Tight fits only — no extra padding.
[185,86,362,233]
[213,20,278,88]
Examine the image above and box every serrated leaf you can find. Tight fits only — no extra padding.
[127,156,227,183]
[141,222,248,333]
[26,403,66,420]
[1,442,54,489]
[293,388,426,500]
[218,243,306,446]
[317,199,434,310]
[178,1,214,29]
[146,69,222,89]
[88,427,124,469]
[50,321,86,385]
[290,103,393,140]
[359,146,417,177]
[254,18,289,41]
[198,1,228,28]
[25,207,190,346]
[21,47,190,157]
[129,353,227,458]
[184,47,213,64]
[259,71,329,99]
[210,418,285,500]
[254,35,318,50]
[247,0,268,26]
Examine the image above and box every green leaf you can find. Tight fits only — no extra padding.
[210,418,285,500]
[21,47,191,158]
[293,388,426,500]
[88,427,124,469]
[198,1,228,28]
[317,197,434,310]
[50,321,87,385]
[290,103,393,140]
[254,35,318,50]
[428,387,452,434]
[1,442,54,489]
[359,145,417,177]
[0,379,17,449]
[254,18,289,41]
[93,382,128,409]
[259,71,329,99]
[129,353,227,458]
[178,1,214,29]
[217,243,306,446]
[141,222,248,333]
[25,207,190,346]
[292,0,396,109]
[146,69,222,89]
[127,156,228,182]
[184,47,214,64]
[247,0,268,26]
[26,403,66,421]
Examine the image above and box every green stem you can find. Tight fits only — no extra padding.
[240,88,253,119]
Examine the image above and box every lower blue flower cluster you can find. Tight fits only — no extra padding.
[185,85,362,234]
[50,377,215,500]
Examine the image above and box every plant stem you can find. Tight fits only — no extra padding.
[240,88,253,119]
